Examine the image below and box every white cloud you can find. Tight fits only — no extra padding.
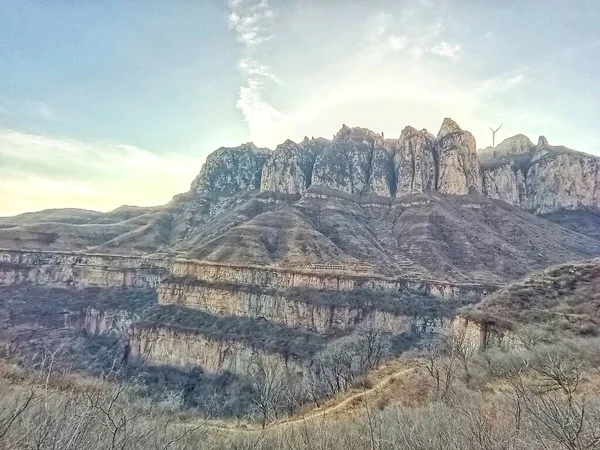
[0,129,200,216]
[430,41,461,59]
[388,35,408,52]
[365,12,391,44]
[228,0,285,140]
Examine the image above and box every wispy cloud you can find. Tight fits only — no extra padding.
[228,0,285,140]
[0,100,62,122]
[24,100,61,121]
[479,73,525,96]
[430,41,461,59]
[0,129,199,216]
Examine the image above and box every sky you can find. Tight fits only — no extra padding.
[1,0,599,216]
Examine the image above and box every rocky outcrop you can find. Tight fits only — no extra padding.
[395,127,436,195]
[452,317,522,350]
[190,143,270,195]
[260,138,325,194]
[82,308,139,337]
[169,260,493,297]
[370,140,396,197]
[158,280,451,333]
[0,249,169,288]
[435,119,483,195]
[482,135,600,214]
[479,134,535,161]
[129,324,305,376]
[184,119,600,217]
[311,126,376,195]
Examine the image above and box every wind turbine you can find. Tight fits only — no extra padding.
[489,124,503,148]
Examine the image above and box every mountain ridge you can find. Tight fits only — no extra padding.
[1,118,599,285]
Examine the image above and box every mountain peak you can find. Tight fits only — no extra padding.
[334,124,383,142]
[437,118,462,139]
[190,143,270,195]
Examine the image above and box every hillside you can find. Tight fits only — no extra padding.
[463,258,600,337]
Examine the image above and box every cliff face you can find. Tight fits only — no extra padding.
[482,135,600,214]
[190,143,270,195]
[158,280,451,333]
[395,127,436,195]
[435,119,483,195]
[129,324,305,376]
[260,138,325,194]
[0,250,169,288]
[311,126,377,196]
[452,317,522,351]
[82,308,139,337]
[168,260,491,297]
[260,120,483,199]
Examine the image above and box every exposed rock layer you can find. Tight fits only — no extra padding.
[129,324,305,375]
[158,280,453,333]
[0,250,168,288]
[481,135,600,214]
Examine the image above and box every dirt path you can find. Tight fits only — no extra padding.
[200,366,416,433]
[273,366,415,428]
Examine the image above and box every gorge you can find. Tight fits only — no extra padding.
[1,118,599,384]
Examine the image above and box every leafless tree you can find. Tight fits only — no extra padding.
[247,355,288,428]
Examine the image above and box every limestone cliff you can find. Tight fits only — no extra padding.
[128,324,305,376]
[395,127,436,195]
[452,317,522,350]
[311,126,378,195]
[260,138,325,194]
[190,143,270,195]
[482,135,600,214]
[168,259,492,297]
[435,118,483,195]
[247,120,488,199]
[157,279,453,333]
[0,249,168,288]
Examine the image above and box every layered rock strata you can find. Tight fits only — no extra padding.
[158,280,451,333]
[451,317,522,351]
[169,260,494,296]
[0,249,168,288]
[128,324,306,376]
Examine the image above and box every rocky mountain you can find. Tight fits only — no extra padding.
[1,118,599,285]
[190,143,270,195]
[481,134,600,214]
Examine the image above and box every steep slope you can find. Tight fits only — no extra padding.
[0,143,275,255]
[177,188,600,284]
[463,258,600,338]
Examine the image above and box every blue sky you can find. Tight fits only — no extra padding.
[1,0,599,215]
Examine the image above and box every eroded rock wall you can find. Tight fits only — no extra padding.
[0,249,168,288]
[482,136,600,214]
[158,281,451,333]
[128,324,305,376]
[452,317,522,350]
[169,260,491,297]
